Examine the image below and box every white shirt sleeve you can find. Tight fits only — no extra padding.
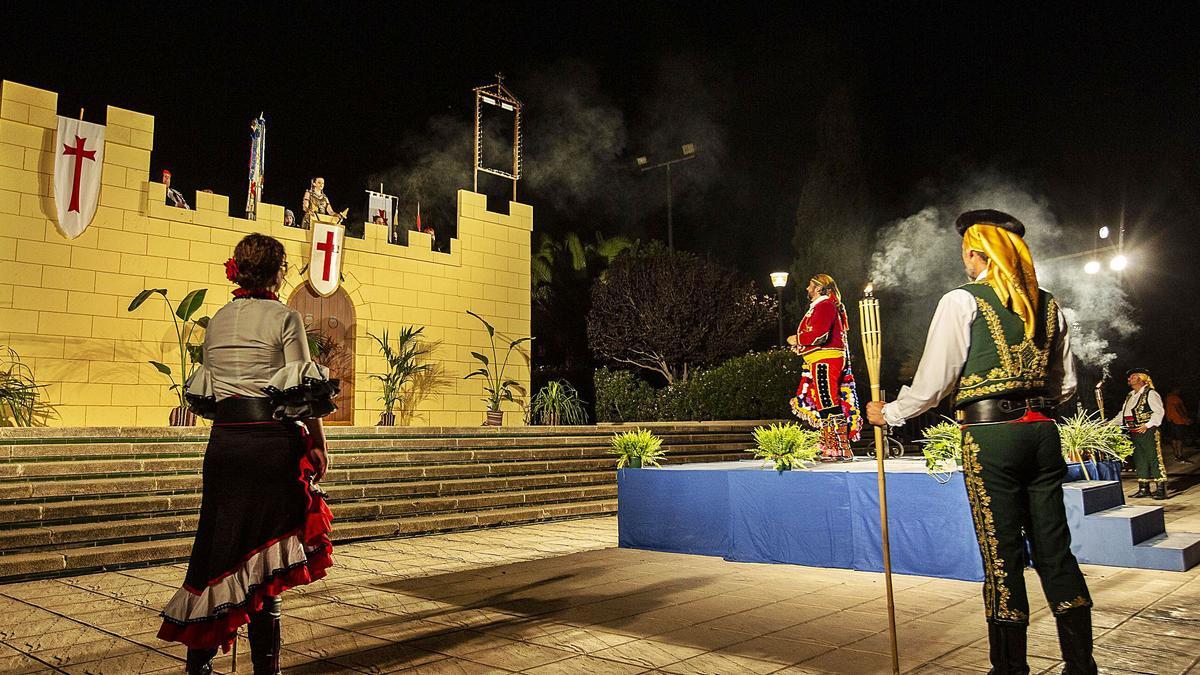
[882,289,975,426]
[1044,304,1077,404]
[1146,390,1165,428]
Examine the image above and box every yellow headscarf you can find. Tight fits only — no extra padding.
[810,273,841,306]
[961,224,1041,340]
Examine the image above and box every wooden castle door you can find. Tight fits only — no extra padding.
[287,284,356,425]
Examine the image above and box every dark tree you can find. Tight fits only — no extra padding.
[587,243,775,385]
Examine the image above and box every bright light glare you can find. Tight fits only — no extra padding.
[1098,226,1110,239]
[770,272,789,288]
[1084,261,1101,274]
[1109,255,1128,271]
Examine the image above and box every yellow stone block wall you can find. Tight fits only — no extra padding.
[0,80,532,427]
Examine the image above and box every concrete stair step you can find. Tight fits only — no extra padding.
[1063,480,1126,515]
[0,471,619,526]
[0,498,618,581]
[0,432,751,461]
[1130,532,1200,572]
[1087,505,1166,545]
[0,443,749,479]
[0,484,618,553]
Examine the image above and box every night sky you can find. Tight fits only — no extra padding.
[6,3,1199,391]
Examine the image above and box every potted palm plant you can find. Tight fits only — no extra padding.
[128,288,209,426]
[464,310,532,426]
[1059,409,1134,465]
[368,326,434,426]
[918,419,964,480]
[530,380,588,425]
[752,422,822,471]
[609,428,667,468]
[1,345,52,427]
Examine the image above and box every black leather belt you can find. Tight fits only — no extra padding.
[956,397,1055,424]
[214,397,276,423]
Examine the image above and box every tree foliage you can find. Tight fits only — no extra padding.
[587,243,775,384]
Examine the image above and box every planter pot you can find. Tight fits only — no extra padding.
[484,410,504,427]
[628,456,643,468]
[169,406,197,427]
[378,411,396,426]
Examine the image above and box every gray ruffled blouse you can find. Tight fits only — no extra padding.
[184,298,338,420]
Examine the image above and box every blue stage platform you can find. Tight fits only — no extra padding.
[617,458,1198,581]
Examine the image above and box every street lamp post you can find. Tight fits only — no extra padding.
[771,272,790,347]
[636,143,697,251]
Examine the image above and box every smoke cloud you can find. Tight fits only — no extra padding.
[869,174,1136,371]
[370,57,728,232]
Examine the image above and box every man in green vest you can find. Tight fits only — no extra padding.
[866,209,1095,674]
[1110,368,1167,499]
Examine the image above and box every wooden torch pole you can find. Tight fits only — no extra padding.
[859,284,900,674]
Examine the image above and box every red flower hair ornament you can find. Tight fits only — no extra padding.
[224,257,240,282]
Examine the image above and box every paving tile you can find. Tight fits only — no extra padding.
[523,654,650,674]
[589,639,707,669]
[58,648,179,674]
[325,642,447,674]
[719,635,833,665]
[526,626,640,654]
[661,650,787,674]
[457,640,575,671]
[795,647,898,673]
[395,656,512,673]
[0,643,56,674]
[766,615,880,647]
[407,628,521,657]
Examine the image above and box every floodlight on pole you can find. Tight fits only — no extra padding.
[1109,255,1128,271]
[1098,226,1110,239]
[770,272,789,346]
[635,143,698,251]
[1084,260,1101,274]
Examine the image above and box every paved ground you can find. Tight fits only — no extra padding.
[1,457,1198,674]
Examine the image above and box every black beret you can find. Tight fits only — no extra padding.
[1126,368,1150,377]
[955,209,1026,237]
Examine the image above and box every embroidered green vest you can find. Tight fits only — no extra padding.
[1125,388,1154,424]
[954,282,1059,408]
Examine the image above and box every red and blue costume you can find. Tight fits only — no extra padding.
[790,291,863,458]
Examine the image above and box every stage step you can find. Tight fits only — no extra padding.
[1062,480,1199,572]
[0,422,760,582]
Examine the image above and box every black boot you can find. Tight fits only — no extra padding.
[1152,481,1169,500]
[1129,483,1149,498]
[1054,606,1097,675]
[185,648,217,675]
[248,595,282,675]
[986,621,1030,674]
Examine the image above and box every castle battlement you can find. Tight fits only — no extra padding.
[0,79,532,427]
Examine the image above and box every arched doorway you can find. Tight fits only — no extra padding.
[287,284,356,425]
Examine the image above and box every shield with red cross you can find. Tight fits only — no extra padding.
[308,216,346,297]
[53,117,106,239]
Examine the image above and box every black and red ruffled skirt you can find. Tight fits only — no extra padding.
[158,421,333,651]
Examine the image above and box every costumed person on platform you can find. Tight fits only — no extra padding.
[788,274,863,460]
[158,234,338,675]
[301,177,338,229]
[1110,368,1168,499]
[866,210,1096,674]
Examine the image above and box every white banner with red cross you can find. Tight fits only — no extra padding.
[53,116,106,239]
[308,217,346,297]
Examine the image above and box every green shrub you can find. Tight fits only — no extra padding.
[918,420,963,475]
[609,428,667,468]
[595,350,805,422]
[1059,409,1134,462]
[752,422,821,471]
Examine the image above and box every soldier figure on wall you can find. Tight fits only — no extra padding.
[301,177,341,229]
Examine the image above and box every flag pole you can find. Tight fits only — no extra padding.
[859,283,899,675]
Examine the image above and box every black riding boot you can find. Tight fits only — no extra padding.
[987,621,1030,675]
[1054,606,1097,675]
[185,648,217,675]
[1152,481,1169,500]
[248,595,282,675]
[1129,482,1149,498]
